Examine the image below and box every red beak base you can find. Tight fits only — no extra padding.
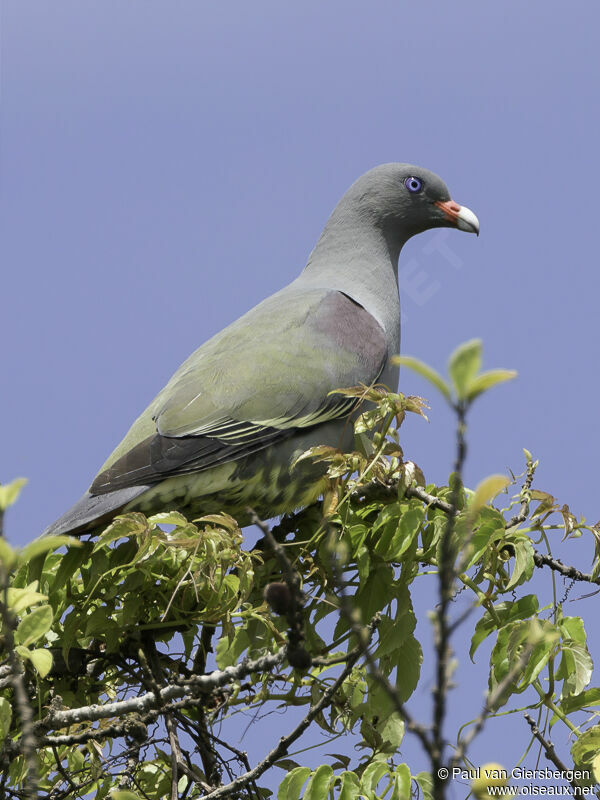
[434,199,480,235]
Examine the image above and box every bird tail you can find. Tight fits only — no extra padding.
[43,485,151,537]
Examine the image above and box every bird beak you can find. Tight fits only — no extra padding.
[434,200,480,236]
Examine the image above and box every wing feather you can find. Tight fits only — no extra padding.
[90,289,387,495]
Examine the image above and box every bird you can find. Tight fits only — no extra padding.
[45,163,479,537]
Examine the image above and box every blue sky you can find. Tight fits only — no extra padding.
[2,0,598,791]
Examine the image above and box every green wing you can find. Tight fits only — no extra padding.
[91,288,387,494]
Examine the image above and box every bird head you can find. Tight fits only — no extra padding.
[349,163,479,239]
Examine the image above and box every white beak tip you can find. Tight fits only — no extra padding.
[456,205,480,236]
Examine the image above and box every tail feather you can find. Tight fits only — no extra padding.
[43,485,152,537]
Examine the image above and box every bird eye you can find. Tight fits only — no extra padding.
[404,176,423,193]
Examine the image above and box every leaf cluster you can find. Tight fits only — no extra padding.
[0,346,598,798]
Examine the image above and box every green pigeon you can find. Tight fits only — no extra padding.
[45,163,478,536]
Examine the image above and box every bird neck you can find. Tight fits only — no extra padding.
[296,205,407,342]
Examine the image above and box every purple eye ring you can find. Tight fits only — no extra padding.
[404,176,423,193]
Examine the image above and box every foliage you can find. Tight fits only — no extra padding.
[0,342,598,799]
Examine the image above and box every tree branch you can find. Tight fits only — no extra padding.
[506,456,536,529]
[38,650,285,733]
[431,401,467,800]
[198,639,367,799]
[523,712,591,797]
[352,479,453,515]
[533,551,600,586]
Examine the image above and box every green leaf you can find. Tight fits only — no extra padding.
[50,542,94,596]
[273,759,301,772]
[29,648,53,678]
[556,687,600,719]
[15,604,53,646]
[86,609,118,639]
[135,759,173,799]
[393,355,451,402]
[25,552,46,587]
[14,645,30,660]
[559,616,587,646]
[18,647,53,678]
[356,564,394,623]
[390,507,424,560]
[501,620,559,694]
[303,765,333,800]
[379,713,405,752]
[62,608,83,663]
[0,698,12,742]
[594,753,600,786]
[0,538,17,570]
[390,764,411,800]
[338,771,361,800]
[0,478,27,510]
[361,761,390,793]
[326,753,351,771]
[519,622,559,686]
[111,792,144,800]
[357,544,370,583]
[19,535,81,565]
[470,475,510,515]
[470,595,539,661]
[448,339,482,400]
[571,724,600,781]
[7,585,48,615]
[376,607,416,658]
[505,537,535,590]
[556,640,593,697]
[277,766,312,800]
[95,513,148,549]
[467,369,517,401]
[216,627,250,669]
[365,679,395,725]
[147,511,190,527]
[394,634,422,702]
[416,772,433,800]
[373,505,423,562]
[96,778,112,800]
[462,518,504,569]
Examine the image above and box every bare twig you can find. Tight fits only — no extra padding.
[209,733,262,799]
[139,640,182,800]
[172,711,221,793]
[116,746,141,792]
[39,713,157,748]
[198,636,366,799]
[533,551,600,586]
[176,704,221,789]
[192,623,216,675]
[523,712,592,796]
[506,457,537,529]
[165,713,183,800]
[405,485,453,514]
[51,746,82,798]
